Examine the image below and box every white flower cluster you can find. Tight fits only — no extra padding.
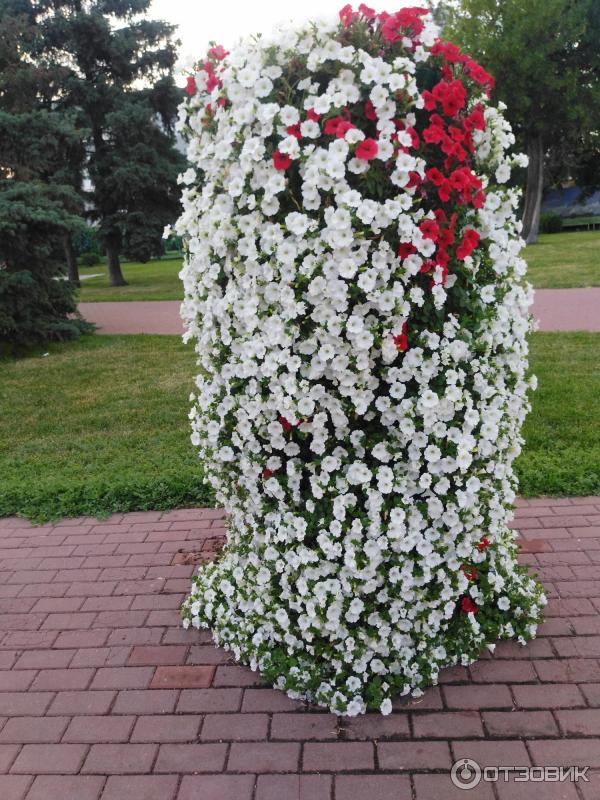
[176,8,545,715]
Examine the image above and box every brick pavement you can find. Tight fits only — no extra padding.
[0,499,599,799]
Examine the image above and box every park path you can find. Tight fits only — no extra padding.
[80,287,600,335]
[0,498,600,799]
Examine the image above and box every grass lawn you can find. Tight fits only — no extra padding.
[77,230,600,301]
[78,258,183,302]
[1,332,599,521]
[523,230,600,288]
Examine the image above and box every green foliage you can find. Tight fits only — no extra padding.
[539,212,563,234]
[1,332,598,522]
[0,13,88,349]
[444,0,600,182]
[78,252,101,267]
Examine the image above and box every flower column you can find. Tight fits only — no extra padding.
[176,5,545,716]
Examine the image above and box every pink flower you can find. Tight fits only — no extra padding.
[208,45,229,61]
[355,138,378,160]
[185,76,196,97]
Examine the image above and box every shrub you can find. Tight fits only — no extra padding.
[539,212,563,233]
[78,251,101,267]
[177,5,545,715]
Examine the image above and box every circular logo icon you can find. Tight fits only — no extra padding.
[451,758,482,790]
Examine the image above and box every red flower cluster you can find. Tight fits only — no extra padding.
[477,537,491,552]
[324,112,356,139]
[456,228,481,260]
[380,7,428,41]
[460,564,478,581]
[423,79,467,118]
[430,39,495,95]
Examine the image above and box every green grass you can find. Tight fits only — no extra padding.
[1,332,599,522]
[0,335,212,521]
[78,258,183,302]
[517,332,600,495]
[523,230,600,288]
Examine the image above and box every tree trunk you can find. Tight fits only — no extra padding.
[63,235,80,287]
[521,134,544,244]
[105,234,128,286]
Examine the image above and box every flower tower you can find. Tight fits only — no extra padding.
[176,5,545,715]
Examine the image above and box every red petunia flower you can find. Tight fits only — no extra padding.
[287,123,302,140]
[185,76,197,96]
[306,108,321,122]
[461,596,479,614]
[339,3,357,27]
[364,100,377,121]
[393,322,408,352]
[358,3,376,19]
[355,138,378,160]
[208,45,229,61]
[261,468,275,479]
[419,219,440,242]
[272,150,292,171]
[460,564,478,581]
[456,228,481,260]
[278,415,293,432]
[477,536,491,552]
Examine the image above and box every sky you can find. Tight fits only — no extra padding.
[150,0,395,81]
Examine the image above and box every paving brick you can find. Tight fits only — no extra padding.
[483,710,559,737]
[0,693,54,717]
[48,691,116,716]
[149,665,214,689]
[177,688,243,713]
[131,714,201,742]
[512,683,586,708]
[24,775,105,800]
[529,738,600,767]
[0,716,69,744]
[271,713,338,741]
[340,712,409,740]
[54,630,110,649]
[111,689,178,715]
[228,741,301,772]
[91,666,154,690]
[82,744,157,774]
[534,659,600,682]
[70,646,130,668]
[10,744,87,774]
[101,775,178,800]
[0,744,20,773]
[0,775,33,800]
[336,775,411,800]
[256,774,331,800]
[412,773,495,799]
[200,712,268,741]
[241,688,304,712]
[14,649,75,670]
[451,739,530,766]
[128,645,188,666]
[412,711,484,739]
[378,741,452,770]
[495,777,580,800]
[153,743,227,773]
[469,660,536,683]
[0,671,37,692]
[302,742,373,772]
[30,667,94,691]
[213,665,262,687]
[556,709,600,736]
[443,684,514,709]
[580,684,600,706]
[63,715,135,743]
[178,774,254,800]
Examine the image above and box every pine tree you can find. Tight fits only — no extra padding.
[31,0,185,285]
[0,8,88,350]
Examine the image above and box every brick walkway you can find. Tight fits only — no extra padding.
[79,288,600,335]
[1,500,600,799]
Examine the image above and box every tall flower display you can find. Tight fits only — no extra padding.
[176,5,545,715]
